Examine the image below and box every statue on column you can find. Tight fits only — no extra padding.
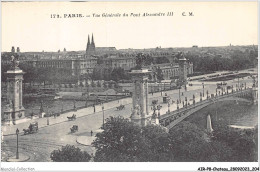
[135,53,148,69]
[10,55,20,70]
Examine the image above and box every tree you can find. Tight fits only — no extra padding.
[110,67,130,82]
[103,82,107,89]
[92,116,145,162]
[92,116,171,162]
[91,81,96,88]
[155,56,170,64]
[156,67,164,81]
[79,82,84,87]
[50,145,91,162]
[97,81,101,87]
[168,121,215,162]
[108,82,113,89]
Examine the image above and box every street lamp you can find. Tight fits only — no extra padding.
[238,77,240,90]
[160,82,163,96]
[16,128,19,159]
[178,86,181,102]
[157,105,161,119]
[61,102,63,113]
[73,99,77,111]
[102,102,105,129]
[202,83,205,97]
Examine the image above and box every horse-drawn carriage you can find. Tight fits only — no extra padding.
[67,114,76,121]
[70,125,78,133]
[23,122,38,135]
[116,104,125,111]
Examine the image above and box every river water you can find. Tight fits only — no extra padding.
[23,97,95,116]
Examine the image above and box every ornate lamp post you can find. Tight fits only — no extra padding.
[160,81,162,96]
[157,105,161,119]
[46,106,49,125]
[178,86,181,102]
[102,102,105,129]
[238,77,240,90]
[16,128,19,159]
[61,102,63,113]
[202,83,205,97]
[40,100,44,114]
[73,99,77,111]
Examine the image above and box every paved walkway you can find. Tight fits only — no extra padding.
[76,136,96,146]
[2,97,131,136]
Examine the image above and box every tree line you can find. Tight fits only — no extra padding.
[186,49,257,72]
[50,116,257,162]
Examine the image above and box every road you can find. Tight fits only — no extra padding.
[1,68,256,162]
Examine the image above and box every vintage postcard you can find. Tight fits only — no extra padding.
[1,1,259,171]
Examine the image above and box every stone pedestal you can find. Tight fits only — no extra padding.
[179,54,187,86]
[130,69,152,127]
[3,68,25,124]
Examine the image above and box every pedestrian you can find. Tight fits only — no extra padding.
[93,104,96,113]
[90,130,93,136]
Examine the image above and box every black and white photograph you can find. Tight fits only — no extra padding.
[1,1,258,171]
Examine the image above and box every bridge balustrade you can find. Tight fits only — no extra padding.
[159,87,254,128]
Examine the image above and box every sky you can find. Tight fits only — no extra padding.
[1,1,258,52]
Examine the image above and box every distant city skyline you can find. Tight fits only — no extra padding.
[1,2,258,52]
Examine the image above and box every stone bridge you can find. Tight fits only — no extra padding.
[159,87,257,130]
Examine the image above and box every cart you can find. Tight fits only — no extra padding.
[23,122,38,135]
[70,125,78,133]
